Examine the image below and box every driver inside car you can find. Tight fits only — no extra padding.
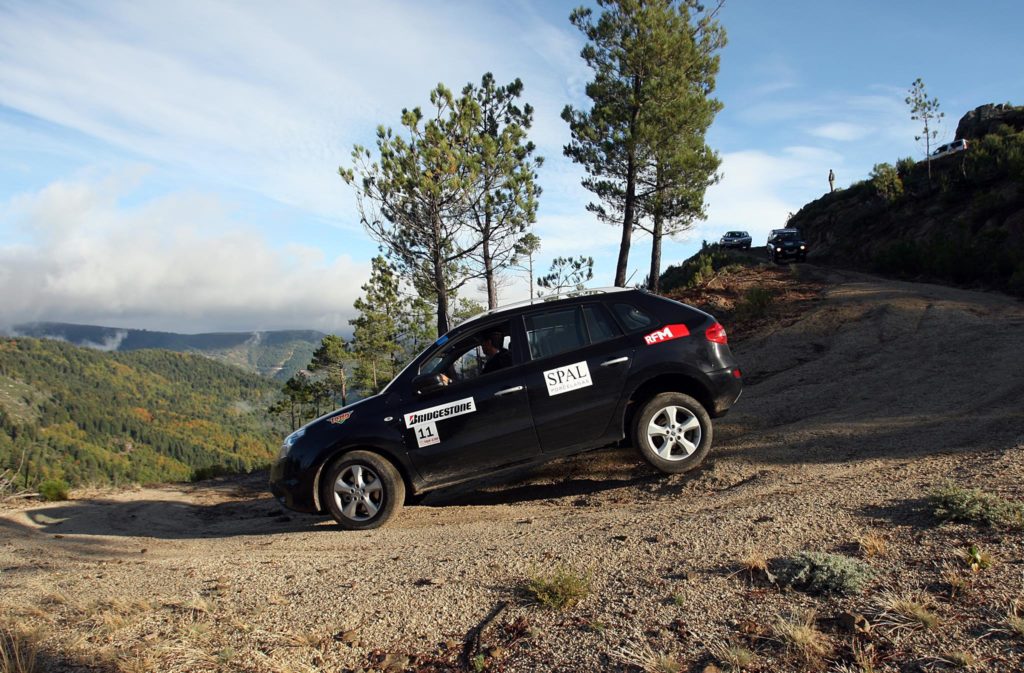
[439,330,511,385]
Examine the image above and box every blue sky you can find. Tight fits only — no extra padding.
[1,0,1021,333]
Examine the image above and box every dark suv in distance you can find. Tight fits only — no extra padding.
[766,228,808,263]
[270,288,743,529]
[719,231,752,249]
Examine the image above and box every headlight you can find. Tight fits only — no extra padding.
[800,245,806,250]
[278,427,306,458]
[776,247,782,252]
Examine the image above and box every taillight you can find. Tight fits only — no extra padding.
[705,322,728,344]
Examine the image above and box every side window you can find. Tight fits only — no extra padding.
[420,321,513,382]
[525,308,587,360]
[611,303,655,332]
[583,304,622,344]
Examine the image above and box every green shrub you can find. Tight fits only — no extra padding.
[896,156,917,177]
[736,286,774,319]
[930,484,1024,529]
[190,464,236,482]
[524,567,589,610]
[774,552,874,595]
[869,162,903,201]
[38,478,69,501]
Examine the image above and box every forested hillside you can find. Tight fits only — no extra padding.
[0,338,283,488]
[11,322,325,381]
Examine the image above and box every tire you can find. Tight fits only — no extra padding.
[633,392,713,474]
[322,450,405,530]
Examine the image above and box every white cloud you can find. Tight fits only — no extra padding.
[809,121,871,141]
[0,174,367,332]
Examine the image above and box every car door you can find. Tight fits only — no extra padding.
[521,303,634,453]
[395,319,540,486]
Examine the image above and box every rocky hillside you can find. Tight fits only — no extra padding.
[789,103,1024,295]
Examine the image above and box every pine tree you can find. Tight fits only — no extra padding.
[349,256,403,396]
[342,85,483,336]
[537,256,595,296]
[463,73,543,309]
[906,78,944,184]
[562,0,726,287]
[307,335,350,407]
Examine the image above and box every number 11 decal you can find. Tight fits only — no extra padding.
[415,420,440,447]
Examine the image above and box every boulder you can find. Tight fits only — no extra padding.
[955,103,1024,140]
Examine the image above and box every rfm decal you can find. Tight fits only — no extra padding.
[643,324,689,345]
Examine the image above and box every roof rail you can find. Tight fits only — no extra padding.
[458,286,637,326]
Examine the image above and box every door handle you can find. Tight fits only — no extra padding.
[494,385,525,397]
[601,356,630,367]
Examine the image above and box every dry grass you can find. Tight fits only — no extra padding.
[934,650,980,670]
[939,564,968,598]
[0,624,42,673]
[873,590,938,638]
[774,610,830,664]
[855,532,889,558]
[709,641,755,671]
[609,638,682,673]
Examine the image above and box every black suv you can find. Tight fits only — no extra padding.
[766,228,808,263]
[270,289,743,529]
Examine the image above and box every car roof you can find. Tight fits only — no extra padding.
[456,286,642,330]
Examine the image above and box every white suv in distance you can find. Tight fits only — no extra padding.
[930,139,969,160]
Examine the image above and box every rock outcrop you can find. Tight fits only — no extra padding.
[955,103,1024,140]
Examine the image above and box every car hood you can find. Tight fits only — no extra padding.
[303,394,383,432]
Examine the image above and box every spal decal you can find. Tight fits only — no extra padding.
[404,397,476,428]
[544,361,592,397]
[643,324,689,345]
[328,411,353,425]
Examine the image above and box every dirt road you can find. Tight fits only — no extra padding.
[2,269,1023,672]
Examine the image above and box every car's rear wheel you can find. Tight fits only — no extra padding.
[323,450,404,530]
[634,392,712,474]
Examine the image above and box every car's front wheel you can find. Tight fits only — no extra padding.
[323,450,405,530]
[634,392,713,474]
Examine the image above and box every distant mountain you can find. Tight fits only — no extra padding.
[10,322,328,380]
[0,337,285,487]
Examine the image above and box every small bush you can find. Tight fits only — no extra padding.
[774,610,830,664]
[524,567,589,610]
[37,479,69,502]
[735,287,774,320]
[929,484,1024,529]
[896,156,917,177]
[874,590,938,634]
[869,163,904,202]
[774,552,873,595]
[190,464,235,482]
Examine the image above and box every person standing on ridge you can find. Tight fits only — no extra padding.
[828,169,835,193]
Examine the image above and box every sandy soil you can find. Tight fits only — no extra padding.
[2,267,1023,673]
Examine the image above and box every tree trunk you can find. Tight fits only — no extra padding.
[616,158,637,287]
[649,211,663,294]
[433,216,450,336]
[483,235,497,309]
[528,254,534,298]
[340,369,347,407]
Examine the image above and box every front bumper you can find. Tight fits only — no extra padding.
[269,456,321,513]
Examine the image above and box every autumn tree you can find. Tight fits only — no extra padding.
[562,0,726,287]
[463,73,543,309]
[906,77,944,184]
[342,85,482,335]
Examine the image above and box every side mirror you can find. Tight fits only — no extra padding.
[412,373,445,396]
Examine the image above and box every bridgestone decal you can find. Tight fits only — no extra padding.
[543,361,593,397]
[404,397,476,428]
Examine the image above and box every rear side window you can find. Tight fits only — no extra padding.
[583,304,621,343]
[611,303,655,332]
[525,308,587,360]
